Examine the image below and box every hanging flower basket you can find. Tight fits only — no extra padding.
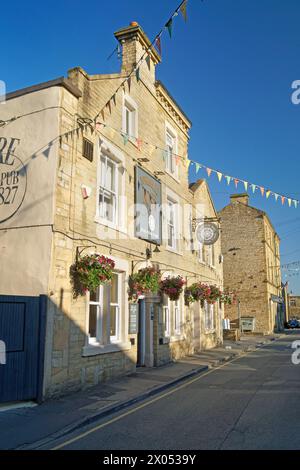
[128,266,161,303]
[184,282,212,306]
[160,275,186,301]
[184,283,222,306]
[70,254,115,299]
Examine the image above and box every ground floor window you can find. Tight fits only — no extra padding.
[204,301,215,332]
[88,272,122,345]
[163,295,183,338]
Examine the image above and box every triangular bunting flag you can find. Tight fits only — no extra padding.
[252,184,256,193]
[136,138,142,151]
[112,94,116,106]
[165,18,173,38]
[106,101,111,114]
[122,133,129,145]
[266,190,271,199]
[195,163,201,174]
[274,193,279,202]
[59,136,62,147]
[260,187,265,197]
[155,36,162,56]
[135,67,140,82]
[294,200,298,209]
[217,172,223,182]
[234,179,239,188]
[206,168,212,177]
[186,159,191,170]
[281,196,286,205]
[244,181,248,191]
[127,76,131,93]
[42,146,51,159]
[180,0,188,22]
[226,176,231,185]
[288,198,292,207]
[101,109,105,122]
[145,54,151,71]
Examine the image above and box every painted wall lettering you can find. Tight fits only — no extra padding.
[0,137,27,223]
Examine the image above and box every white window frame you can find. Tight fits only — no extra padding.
[165,122,179,180]
[207,244,215,268]
[96,138,126,232]
[122,94,138,140]
[99,154,118,225]
[204,301,215,332]
[163,303,171,338]
[87,272,122,346]
[198,241,205,263]
[174,299,181,336]
[167,198,177,251]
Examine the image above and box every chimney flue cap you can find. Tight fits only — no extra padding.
[130,21,139,27]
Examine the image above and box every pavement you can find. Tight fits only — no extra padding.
[0,333,280,450]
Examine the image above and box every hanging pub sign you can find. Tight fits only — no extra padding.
[0,137,27,224]
[195,222,220,245]
[135,166,162,245]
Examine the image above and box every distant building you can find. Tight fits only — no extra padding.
[289,296,300,318]
[219,194,283,334]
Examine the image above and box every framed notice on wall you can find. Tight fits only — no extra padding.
[129,303,139,334]
[135,166,162,245]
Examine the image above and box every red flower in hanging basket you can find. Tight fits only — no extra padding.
[70,253,115,298]
[160,276,186,301]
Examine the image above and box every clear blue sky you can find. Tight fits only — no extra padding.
[1,0,300,293]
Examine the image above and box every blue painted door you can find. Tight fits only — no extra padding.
[0,296,45,403]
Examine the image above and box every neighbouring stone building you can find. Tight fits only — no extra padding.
[219,193,283,334]
[289,296,300,318]
[0,22,224,400]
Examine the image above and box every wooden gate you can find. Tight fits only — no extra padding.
[0,295,46,403]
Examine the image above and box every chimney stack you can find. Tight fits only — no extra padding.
[114,22,161,88]
[230,193,249,206]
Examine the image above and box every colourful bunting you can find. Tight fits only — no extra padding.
[101,109,105,122]
[294,200,298,209]
[260,187,265,197]
[166,19,173,38]
[122,133,129,145]
[234,179,239,188]
[155,36,162,56]
[281,196,286,205]
[112,94,116,106]
[244,181,248,191]
[135,67,140,82]
[106,101,111,114]
[274,193,279,202]
[266,190,271,199]
[186,159,191,170]
[195,163,201,174]
[288,198,292,207]
[145,54,151,71]
[252,184,256,193]
[217,172,223,182]
[180,0,188,22]
[206,168,212,177]
[226,176,231,185]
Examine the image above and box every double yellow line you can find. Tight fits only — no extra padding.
[51,350,253,450]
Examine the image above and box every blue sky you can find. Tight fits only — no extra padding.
[1,0,300,293]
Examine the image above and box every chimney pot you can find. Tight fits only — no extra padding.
[130,21,139,27]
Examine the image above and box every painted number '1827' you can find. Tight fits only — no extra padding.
[0,186,18,205]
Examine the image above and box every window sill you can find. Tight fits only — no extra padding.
[82,341,132,357]
[166,246,183,256]
[94,217,127,235]
[165,169,180,184]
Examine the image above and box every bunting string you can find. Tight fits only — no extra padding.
[89,119,299,209]
[93,0,189,123]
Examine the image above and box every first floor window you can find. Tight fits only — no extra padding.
[88,272,122,345]
[204,301,215,332]
[167,199,177,250]
[198,241,205,263]
[99,154,118,224]
[163,295,183,338]
[207,244,215,267]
